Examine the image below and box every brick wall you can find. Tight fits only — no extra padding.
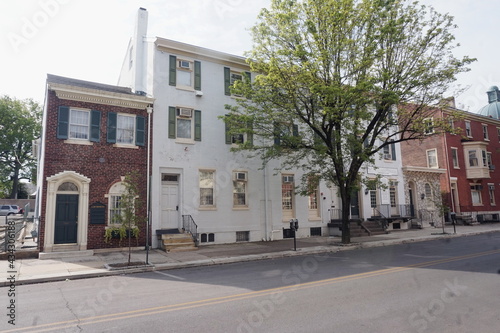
[39,90,150,251]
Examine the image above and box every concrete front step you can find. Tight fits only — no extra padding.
[161,233,194,243]
[164,244,198,252]
[159,232,197,252]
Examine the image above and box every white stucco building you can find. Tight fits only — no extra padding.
[118,8,409,248]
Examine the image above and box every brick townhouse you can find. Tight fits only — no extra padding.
[36,74,154,253]
[401,90,500,226]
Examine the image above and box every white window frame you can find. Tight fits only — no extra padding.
[451,147,459,168]
[468,149,479,167]
[470,184,482,206]
[426,148,438,168]
[497,127,500,142]
[282,174,295,211]
[465,121,472,137]
[233,171,248,208]
[487,152,493,171]
[423,118,434,135]
[488,184,495,205]
[69,108,90,141]
[116,113,136,145]
[482,124,489,141]
[382,144,392,160]
[106,182,126,226]
[199,170,215,208]
[176,107,194,142]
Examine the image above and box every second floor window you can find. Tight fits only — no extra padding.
[451,148,459,168]
[426,149,438,168]
[168,107,201,142]
[57,106,100,142]
[107,113,145,146]
[116,114,135,144]
[465,121,472,137]
[483,124,489,140]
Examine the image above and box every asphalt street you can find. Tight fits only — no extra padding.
[3,233,500,333]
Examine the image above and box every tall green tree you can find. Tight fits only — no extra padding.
[225,0,474,243]
[0,96,42,199]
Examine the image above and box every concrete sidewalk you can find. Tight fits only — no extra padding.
[2,223,500,286]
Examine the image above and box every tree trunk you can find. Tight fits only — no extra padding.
[341,193,351,244]
[9,162,20,199]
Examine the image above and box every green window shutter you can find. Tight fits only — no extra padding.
[245,71,251,82]
[194,60,201,91]
[168,107,176,139]
[225,114,231,144]
[224,67,231,95]
[292,124,299,137]
[107,112,117,143]
[90,110,101,142]
[135,115,145,146]
[194,110,202,141]
[169,55,177,86]
[57,106,69,139]
[391,140,397,160]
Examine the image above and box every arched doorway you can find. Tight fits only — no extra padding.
[44,171,91,252]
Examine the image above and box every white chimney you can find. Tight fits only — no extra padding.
[133,8,148,95]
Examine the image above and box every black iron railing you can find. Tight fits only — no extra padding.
[371,204,414,219]
[182,215,198,245]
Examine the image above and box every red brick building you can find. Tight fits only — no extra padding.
[401,95,500,226]
[36,74,154,253]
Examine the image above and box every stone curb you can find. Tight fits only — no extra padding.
[6,229,498,286]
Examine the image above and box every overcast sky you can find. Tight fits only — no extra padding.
[0,0,497,112]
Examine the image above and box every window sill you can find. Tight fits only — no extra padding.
[199,206,217,211]
[308,217,321,221]
[113,143,139,149]
[232,206,249,211]
[176,86,195,92]
[175,139,195,145]
[64,139,93,146]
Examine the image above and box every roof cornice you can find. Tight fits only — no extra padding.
[48,82,154,109]
[403,166,447,174]
[155,38,249,69]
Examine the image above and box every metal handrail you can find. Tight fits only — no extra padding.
[182,215,199,246]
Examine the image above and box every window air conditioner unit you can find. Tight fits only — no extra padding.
[178,108,192,118]
[234,172,247,181]
[383,154,391,160]
[489,165,495,170]
[178,60,191,69]
[283,176,294,183]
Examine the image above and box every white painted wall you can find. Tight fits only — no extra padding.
[118,9,408,247]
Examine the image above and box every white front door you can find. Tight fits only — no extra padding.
[161,184,179,229]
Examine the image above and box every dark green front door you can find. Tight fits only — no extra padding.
[55,194,78,244]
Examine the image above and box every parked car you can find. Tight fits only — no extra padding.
[0,205,20,216]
